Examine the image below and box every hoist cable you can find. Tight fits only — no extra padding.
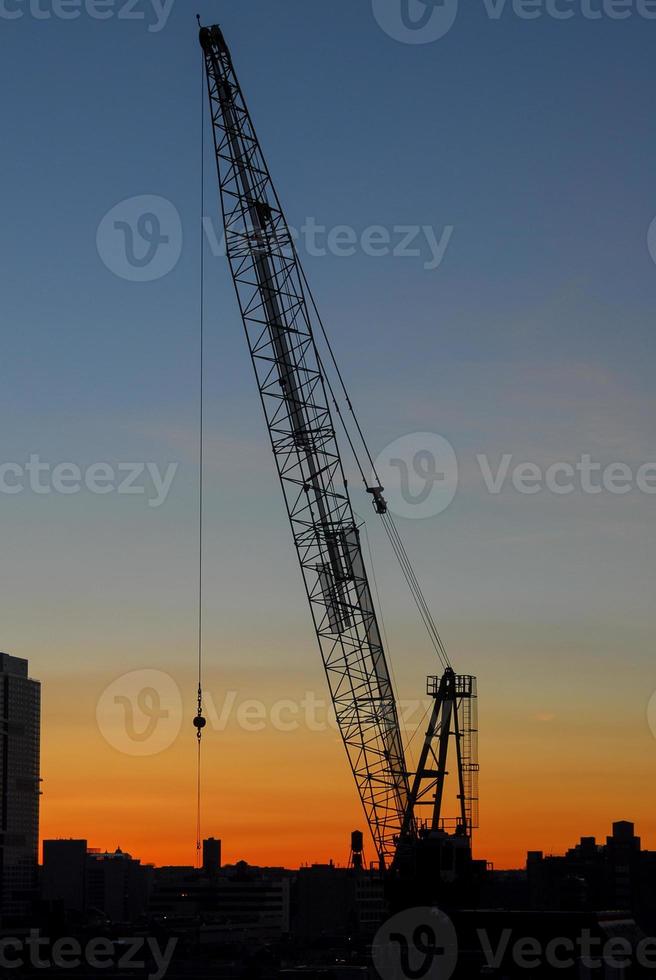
[383,513,450,662]
[354,510,403,702]
[382,514,450,669]
[319,353,448,670]
[297,262,380,483]
[295,261,451,670]
[316,351,369,488]
[196,738,202,865]
[194,47,207,867]
[380,514,448,669]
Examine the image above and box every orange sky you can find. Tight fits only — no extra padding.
[40,656,656,870]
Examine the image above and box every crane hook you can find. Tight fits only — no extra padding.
[193,684,206,741]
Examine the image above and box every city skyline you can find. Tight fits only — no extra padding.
[4,636,648,876]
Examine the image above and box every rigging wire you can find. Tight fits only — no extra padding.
[357,511,441,770]
[357,509,439,772]
[383,513,450,667]
[193,48,208,867]
[320,361,448,670]
[300,265,451,670]
[381,514,449,670]
[354,511,402,702]
[404,698,433,759]
[201,55,451,675]
[358,516,391,660]
[297,263,380,480]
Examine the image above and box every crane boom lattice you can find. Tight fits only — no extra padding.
[199,24,412,867]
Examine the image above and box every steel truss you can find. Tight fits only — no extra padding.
[397,669,479,858]
[200,25,411,867]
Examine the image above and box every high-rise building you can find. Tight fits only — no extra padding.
[41,841,153,923]
[525,819,656,931]
[202,837,221,876]
[42,839,87,915]
[86,847,153,922]
[0,653,40,924]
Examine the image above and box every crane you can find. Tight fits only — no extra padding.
[198,22,478,882]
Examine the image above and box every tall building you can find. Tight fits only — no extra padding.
[0,653,40,924]
[526,819,656,930]
[42,840,154,923]
[293,864,385,940]
[86,847,153,922]
[42,839,87,915]
[202,837,221,876]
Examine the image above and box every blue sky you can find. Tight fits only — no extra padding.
[1,0,655,861]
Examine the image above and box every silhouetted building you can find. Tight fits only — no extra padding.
[0,653,40,924]
[202,837,221,876]
[293,864,384,940]
[480,867,528,909]
[86,847,153,922]
[41,841,153,923]
[42,839,86,915]
[150,861,291,941]
[527,820,656,930]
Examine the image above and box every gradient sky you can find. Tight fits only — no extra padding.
[1,0,655,870]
